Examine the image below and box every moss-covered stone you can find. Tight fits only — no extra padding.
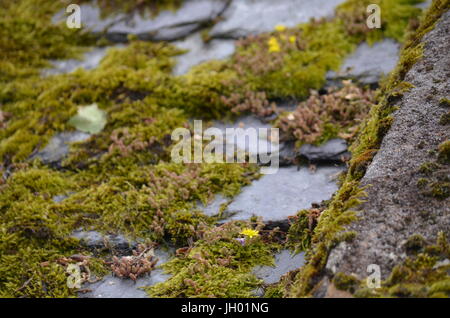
[284,0,450,297]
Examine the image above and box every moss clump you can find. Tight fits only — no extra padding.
[428,182,450,200]
[0,167,79,297]
[438,140,450,164]
[276,81,376,147]
[439,112,450,125]
[146,221,278,298]
[336,0,425,44]
[333,272,361,293]
[439,98,450,107]
[286,208,325,253]
[417,178,429,188]
[405,234,427,254]
[419,162,439,175]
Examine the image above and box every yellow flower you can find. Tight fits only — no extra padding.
[240,228,259,238]
[275,24,286,32]
[268,37,281,53]
[289,36,296,44]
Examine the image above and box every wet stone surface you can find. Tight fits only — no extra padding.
[31,131,91,165]
[299,138,350,163]
[71,230,137,254]
[213,116,280,158]
[173,33,236,75]
[79,248,173,298]
[253,250,305,285]
[198,194,230,217]
[215,165,344,222]
[41,46,123,76]
[327,39,400,85]
[209,0,346,39]
[54,0,229,42]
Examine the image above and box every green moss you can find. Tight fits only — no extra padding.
[286,210,313,253]
[78,0,183,18]
[439,112,450,125]
[439,98,450,107]
[336,0,425,44]
[333,272,361,293]
[428,182,450,200]
[263,284,285,298]
[0,0,93,85]
[419,162,439,175]
[405,234,427,254]
[417,178,429,188]
[146,221,278,297]
[0,167,80,297]
[438,140,450,164]
[61,162,258,242]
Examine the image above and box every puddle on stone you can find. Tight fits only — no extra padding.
[209,0,346,39]
[79,248,173,298]
[327,39,400,84]
[253,250,305,285]
[203,165,344,222]
[42,45,124,76]
[173,33,235,75]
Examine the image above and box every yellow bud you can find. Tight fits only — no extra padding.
[268,37,281,53]
[275,24,287,32]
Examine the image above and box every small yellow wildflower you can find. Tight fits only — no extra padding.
[268,37,281,53]
[289,36,296,44]
[240,228,259,238]
[275,24,286,32]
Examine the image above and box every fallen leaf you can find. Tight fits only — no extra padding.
[68,103,107,134]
